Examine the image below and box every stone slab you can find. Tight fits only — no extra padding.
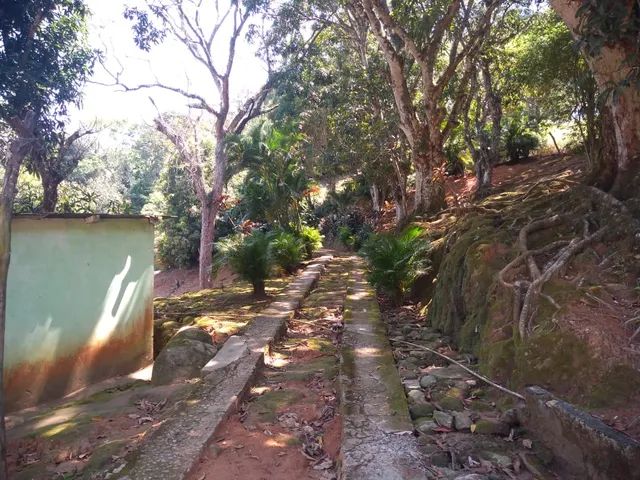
[524,385,640,480]
[116,255,333,480]
[338,261,429,480]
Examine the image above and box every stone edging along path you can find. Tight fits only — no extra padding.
[116,254,333,480]
[338,260,430,480]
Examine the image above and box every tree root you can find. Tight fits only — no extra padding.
[499,211,608,339]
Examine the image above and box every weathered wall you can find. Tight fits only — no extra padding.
[5,217,154,411]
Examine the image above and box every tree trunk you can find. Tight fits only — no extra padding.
[475,153,492,197]
[198,200,217,289]
[0,133,34,479]
[41,175,60,212]
[551,0,640,199]
[413,143,446,215]
[414,163,446,214]
[370,183,382,212]
[252,279,266,297]
[198,139,228,289]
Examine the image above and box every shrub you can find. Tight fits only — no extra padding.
[270,230,305,274]
[299,225,323,259]
[503,115,541,163]
[360,226,430,306]
[215,231,273,295]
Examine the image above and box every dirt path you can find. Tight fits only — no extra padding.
[188,257,352,480]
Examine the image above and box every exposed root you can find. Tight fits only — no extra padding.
[498,210,608,339]
[517,225,608,338]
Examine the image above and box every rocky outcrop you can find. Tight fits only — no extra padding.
[151,327,217,386]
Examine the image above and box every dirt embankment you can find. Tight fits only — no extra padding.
[412,154,640,439]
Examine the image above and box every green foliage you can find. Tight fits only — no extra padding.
[360,226,429,306]
[0,1,96,128]
[321,210,372,251]
[13,170,42,213]
[153,161,201,269]
[503,114,540,163]
[215,231,273,295]
[299,225,323,259]
[230,121,313,231]
[270,230,305,274]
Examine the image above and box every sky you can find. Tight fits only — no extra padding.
[71,0,269,127]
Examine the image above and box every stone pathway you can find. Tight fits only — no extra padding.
[339,260,430,480]
[381,298,568,479]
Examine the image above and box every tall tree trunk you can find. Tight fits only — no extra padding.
[198,199,217,289]
[0,131,34,479]
[370,183,382,212]
[475,151,492,197]
[41,174,60,212]
[552,0,640,199]
[413,135,446,214]
[198,141,227,289]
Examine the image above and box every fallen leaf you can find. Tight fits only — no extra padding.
[522,438,533,449]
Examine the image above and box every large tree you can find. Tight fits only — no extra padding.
[124,0,280,288]
[0,0,94,475]
[352,0,501,214]
[551,0,640,198]
[28,127,96,212]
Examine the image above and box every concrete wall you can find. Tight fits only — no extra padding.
[5,216,154,411]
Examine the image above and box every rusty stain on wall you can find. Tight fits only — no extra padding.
[6,217,155,412]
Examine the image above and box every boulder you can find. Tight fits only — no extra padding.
[419,375,437,388]
[152,327,217,385]
[407,389,428,405]
[433,410,454,429]
[453,411,473,431]
[409,403,435,419]
[415,418,438,434]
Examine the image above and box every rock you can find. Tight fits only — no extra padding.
[453,411,473,431]
[427,365,467,380]
[499,408,521,427]
[173,326,213,344]
[433,410,454,429]
[409,403,435,419]
[479,450,512,468]
[420,331,440,341]
[403,378,421,391]
[473,418,511,436]
[415,418,438,434]
[438,395,465,412]
[419,375,437,388]
[407,389,428,405]
[429,451,451,467]
[152,327,217,385]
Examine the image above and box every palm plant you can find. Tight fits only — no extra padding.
[299,225,323,259]
[270,230,305,274]
[360,226,430,306]
[214,231,273,296]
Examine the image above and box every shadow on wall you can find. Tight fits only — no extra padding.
[4,218,154,411]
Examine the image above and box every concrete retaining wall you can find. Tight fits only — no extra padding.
[6,216,155,411]
[524,386,640,480]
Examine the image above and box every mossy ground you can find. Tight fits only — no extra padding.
[413,160,640,410]
[153,278,289,355]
